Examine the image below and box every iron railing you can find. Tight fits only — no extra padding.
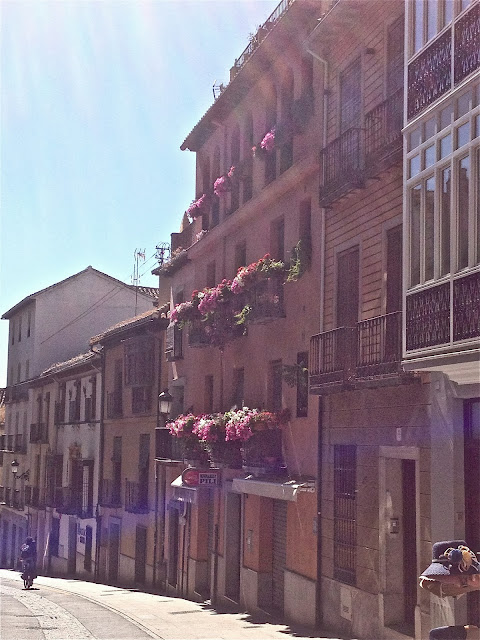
[155,428,183,461]
[310,327,356,388]
[188,319,211,348]
[406,271,480,350]
[408,3,479,119]
[320,128,364,206]
[125,480,148,514]
[100,478,122,507]
[1,433,27,453]
[364,89,403,166]
[356,312,402,377]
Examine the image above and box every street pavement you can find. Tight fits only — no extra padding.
[0,568,348,640]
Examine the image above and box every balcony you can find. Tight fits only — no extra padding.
[155,428,183,461]
[319,91,403,207]
[310,313,403,394]
[247,274,285,324]
[406,271,480,352]
[99,478,122,508]
[30,423,48,444]
[408,3,479,119]
[1,433,27,453]
[0,486,24,510]
[106,390,123,419]
[125,480,148,514]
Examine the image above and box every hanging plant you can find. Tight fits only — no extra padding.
[213,175,231,197]
[282,362,308,387]
[260,127,276,152]
[286,239,311,282]
[186,193,211,220]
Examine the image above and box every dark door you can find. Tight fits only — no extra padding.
[68,517,77,575]
[465,400,480,626]
[135,525,147,584]
[402,460,417,631]
[108,522,120,582]
[386,225,403,314]
[11,524,17,569]
[206,497,214,597]
[84,525,93,573]
[2,521,9,566]
[272,500,287,613]
[138,434,150,510]
[336,246,359,328]
[225,493,241,601]
[168,508,179,588]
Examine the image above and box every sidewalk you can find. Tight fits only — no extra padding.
[0,569,346,640]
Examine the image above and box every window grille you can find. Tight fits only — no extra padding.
[334,445,357,585]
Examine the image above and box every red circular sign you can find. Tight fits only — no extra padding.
[182,469,200,487]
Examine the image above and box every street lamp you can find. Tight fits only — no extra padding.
[11,459,29,481]
[158,390,173,419]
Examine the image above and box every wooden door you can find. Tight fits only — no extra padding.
[465,400,480,626]
[108,522,120,582]
[135,525,147,584]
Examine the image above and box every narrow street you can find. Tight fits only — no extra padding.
[0,569,344,640]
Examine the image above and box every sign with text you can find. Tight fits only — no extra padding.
[182,468,220,487]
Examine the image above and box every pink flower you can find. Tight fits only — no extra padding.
[213,175,231,197]
[260,128,275,152]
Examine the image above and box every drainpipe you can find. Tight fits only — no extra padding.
[90,343,104,583]
[304,46,329,627]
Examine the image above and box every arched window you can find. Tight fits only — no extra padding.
[243,112,254,203]
[280,68,294,174]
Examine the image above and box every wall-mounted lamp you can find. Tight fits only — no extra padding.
[158,390,173,418]
[11,459,29,481]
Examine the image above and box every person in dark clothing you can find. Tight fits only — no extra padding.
[19,536,37,580]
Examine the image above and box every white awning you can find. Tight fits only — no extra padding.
[232,477,315,501]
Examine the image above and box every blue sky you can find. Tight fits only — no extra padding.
[0,0,278,386]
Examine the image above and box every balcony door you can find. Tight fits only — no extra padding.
[386,225,403,314]
[336,246,359,328]
[340,58,361,133]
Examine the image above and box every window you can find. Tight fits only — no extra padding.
[271,217,285,262]
[81,460,94,517]
[211,147,221,226]
[406,89,479,287]
[232,368,244,409]
[112,436,122,505]
[413,0,457,53]
[333,445,357,585]
[25,360,30,380]
[124,336,154,386]
[11,319,15,345]
[243,113,254,204]
[340,58,361,133]
[234,241,247,271]
[296,352,308,418]
[44,392,51,426]
[17,363,21,383]
[268,360,283,412]
[18,316,22,342]
[230,125,241,213]
[27,311,32,338]
[132,386,152,414]
[336,246,359,328]
[204,375,214,413]
[299,199,312,270]
[206,261,216,288]
[301,55,313,97]
[387,15,405,96]
[265,85,277,185]
[280,68,294,174]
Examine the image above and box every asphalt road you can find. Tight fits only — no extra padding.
[0,569,345,640]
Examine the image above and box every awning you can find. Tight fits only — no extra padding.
[232,477,315,501]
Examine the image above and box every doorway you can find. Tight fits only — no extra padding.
[168,508,179,588]
[380,448,418,636]
[68,517,77,575]
[135,525,147,584]
[224,493,241,602]
[465,400,480,626]
[108,521,120,582]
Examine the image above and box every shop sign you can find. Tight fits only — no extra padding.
[181,468,220,487]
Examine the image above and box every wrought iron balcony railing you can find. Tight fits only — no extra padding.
[2,433,28,453]
[406,271,480,352]
[357,312,402,377]
[247,274,285,324]
[408,3,479,119]
[155,428,183,461]
[1,486,24,510]
[99,478,122,508]
[310,327,357,389]
[24,486,41,508]
[320,92,404,207]
[125,480,149,514]
[188,319,211,348]
[310,313,404,392]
